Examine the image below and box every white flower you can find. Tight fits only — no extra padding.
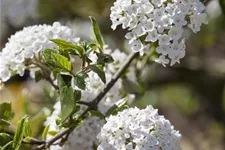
[158,34,171,45]
[130,39,145,52]
[110,0,207,66]
[173,14,187,27]
[0,22,79,82]
[97,105,182,150]
[154,55,170,67]
[145,29,159,42]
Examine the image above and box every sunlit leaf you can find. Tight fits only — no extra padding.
[52,53,72,72]
[42,125,50,140]
[12,116,29,150]
[51,39,85,56]
[89,16,105,50]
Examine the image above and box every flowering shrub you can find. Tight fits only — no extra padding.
[110,0,208,66]
[0,22,79,82]
[0,0,209,150]
[97,105,181,150]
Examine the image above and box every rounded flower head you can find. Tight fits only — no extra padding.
[0,22,79,82]
[110,0,208,66]
[97,105,181,150]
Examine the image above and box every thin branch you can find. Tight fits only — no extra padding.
[35,52,139,149]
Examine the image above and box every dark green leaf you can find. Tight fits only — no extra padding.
[0,133,12,147]
[89,16,104,50]
[97,54,114,65]
[34,70,42,82]
[220,0,225,15]
[57,74,72,89]
[0,102,12,120]
[51,39,85,56]
[52,53,72,72]
[1,141,13,150]
[106,97,128,116]
[74,90,82,101]
[12,116,29,150]
[89,110,105,119]
[0,119,10,130]
[60,86,76,122]
[89,65,106,83]
[73,72,88,90]
[42,125,50,140]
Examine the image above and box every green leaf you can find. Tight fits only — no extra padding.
[42,125,50,140]
[60,86,76,122]
[73,72,88,90]
[89,65,106,83]
[57,74,72,89]
[51,39,85,56]
[89,110,105,119]
[0,102,12,120]
[89,16,104,50]
[106,97,128,116]
[0,119,10,130]
[0,133,12,147]
[74,90,82,101]
[12,116,29,150]
[48,131,58,136]
[97,54,114,65]
[52,53,72,72]
[34,70,42,82]
[42,49,58,66]
[1,141,13,150]
[220,0,225,15]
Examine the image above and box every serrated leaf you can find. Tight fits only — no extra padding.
[51,39,85,56]
[89,16,104,50]
[60,86,76,122]
[89,65,106,83]
[0,133,12,147]
[52,53,72,72]
[42,49,58,65]
[42,125,50,140]
[73,72,88,90]
[12,116,29,150]
[0,102,12,120]
[106,97,128,116]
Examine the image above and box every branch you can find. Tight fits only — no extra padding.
[35,52,139,149]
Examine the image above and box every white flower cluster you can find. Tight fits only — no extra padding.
[0,22,79,82]
[97,105,181,150]
[110,0,208,66]
[46,47,136,150]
